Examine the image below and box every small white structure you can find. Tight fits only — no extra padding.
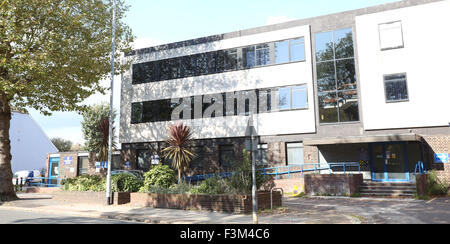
[10,111,58,173]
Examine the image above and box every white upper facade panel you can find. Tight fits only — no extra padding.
[356,0,450,130]
[121,25,316,143]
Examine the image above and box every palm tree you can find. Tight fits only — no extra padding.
[95,116,117,163]
[162,123,195,183]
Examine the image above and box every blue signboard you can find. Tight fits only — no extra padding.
[434,153,449,163]
[63,156,73,165]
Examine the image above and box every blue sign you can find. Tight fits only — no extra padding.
[435,153,449,163]
[63,156,73,165]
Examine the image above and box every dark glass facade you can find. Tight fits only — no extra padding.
[132,37,305,84]
[315,28,359,123]
[131,84,308,124]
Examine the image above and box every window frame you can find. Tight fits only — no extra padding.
[383,73,409,103]
[378,20,405,51]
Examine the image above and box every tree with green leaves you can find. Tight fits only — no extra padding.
[81,102,117,162]
[51,137,73,152]
[0,0,133,201]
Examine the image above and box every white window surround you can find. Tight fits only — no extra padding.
[379,21,404,50]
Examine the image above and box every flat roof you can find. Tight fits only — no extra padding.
[303,133,422,146]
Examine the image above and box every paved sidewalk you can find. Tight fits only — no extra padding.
[2,193,449,224]
[0,193,358,224]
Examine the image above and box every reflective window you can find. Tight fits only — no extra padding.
[286,143,304,165]
[291,86,308,109]
[244,46,256,68]
[130,84,308,124]
[315,31,334,62]
[256,44,270,66]
[137,150,151,171]
[132,37,305,84]
[384,73,408,102]
[278,87,291,111]
[219,145,234,168]
[290,38,305,62]
[275,40,289,64]
[315,28,358,123]
[318,91,338,123]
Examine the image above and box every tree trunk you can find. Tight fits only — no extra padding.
[0,100,18,201]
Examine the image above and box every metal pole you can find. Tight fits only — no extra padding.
[250,113,258,224]
[106,0,116,206]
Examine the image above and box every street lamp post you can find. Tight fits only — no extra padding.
[106,0,116,206]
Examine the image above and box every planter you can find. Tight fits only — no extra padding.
[50,191,130,205]
[304,174,363,196]
[130,191,282,213]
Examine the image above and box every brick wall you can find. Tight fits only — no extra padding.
[130,191,282,213]
[423,135,450,184]
[304,174,363,196]
[273,178,305,193]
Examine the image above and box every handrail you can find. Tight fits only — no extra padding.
[183,162,362,182]
[414,161,426,175]
[13,176,61,189]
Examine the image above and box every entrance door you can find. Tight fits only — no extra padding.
[370,143,409,182]
[48,157,60,187]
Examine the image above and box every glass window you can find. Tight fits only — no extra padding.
[219,145,234,168]
[317,61,336,92]
[336,59,357,90]
[191,146,204,169]
[142,101,155,123]
[278,87,291,111]
[318,91,338,123]
[77,156,89,175]
[137,149,151,171]
[225,49,238,71]
[257,144,269,166]
[315,31,334,62]
[131,103,143,124]
[334,28,354,59]
[244,46,256,68]
[290,38,305,62]
[338,91,359,122]
[379,21,404,50]
[315,28,358,123]
[384,73,408,102]
[286,143,304,165]
[292,85,308,109]
[275,40,289,64]
[256,44,270,66]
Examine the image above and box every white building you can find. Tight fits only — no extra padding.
[119,0,450,183]
[10,111,58,173]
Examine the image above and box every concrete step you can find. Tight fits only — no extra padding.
[359,182,417,198]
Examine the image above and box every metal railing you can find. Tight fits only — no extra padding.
[13,177,61,191]
[261,162,362,180]
[182,162,362,182]
[414,161,427,175]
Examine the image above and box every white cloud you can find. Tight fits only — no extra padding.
[265,16,296,25]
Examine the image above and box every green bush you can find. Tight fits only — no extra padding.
[61,175,104,192]
[189,176,229,195]
[140,165,177,192]
[229,149,274,194]
[111,173,143,192]
[427,170,450,196]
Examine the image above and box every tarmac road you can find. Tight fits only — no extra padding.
[0,209,141,224]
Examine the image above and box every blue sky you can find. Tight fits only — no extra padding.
[28,0,399,146]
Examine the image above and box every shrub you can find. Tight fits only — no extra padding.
[111,173,143,192]
[229,149,274,194]
[140,165,177,192]
[427,170,450,196]
[189,176,229,195]
[61,175,104,192]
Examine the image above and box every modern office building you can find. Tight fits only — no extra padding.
[120,0,450,183]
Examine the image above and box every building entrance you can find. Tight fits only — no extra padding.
[370,142,410,182]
